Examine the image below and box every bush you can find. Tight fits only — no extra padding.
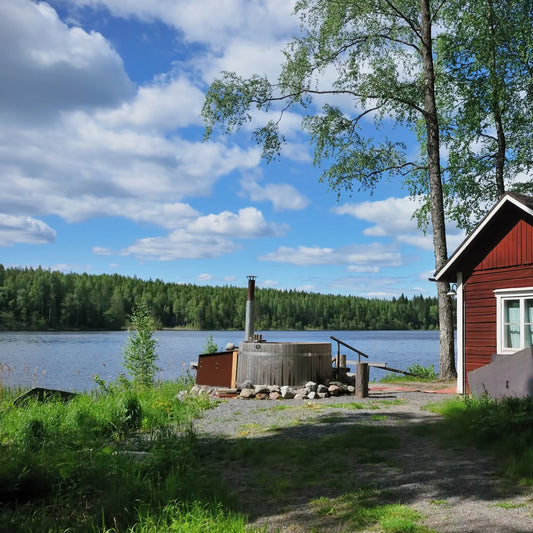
[406,364,437,380]
[123,303,159,387]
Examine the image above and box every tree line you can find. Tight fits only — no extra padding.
[0,265,440,331]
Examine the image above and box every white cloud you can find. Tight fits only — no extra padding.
[116,206,285,261]
[189,207,287,238]
[0,0,267,239]
[0,0,135,122]
[0,214,56,246]
[97,75,205,131]
[240,175,309,211]
[92,246,112,255]
[334,196,465,252]
[259,243,402,269]
[260,279,279,288]
[67,0,298,50]
[120,229,239,261]
[334,196,422,236]
[197,273,213,281]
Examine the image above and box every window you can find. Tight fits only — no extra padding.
[495,288,533,352]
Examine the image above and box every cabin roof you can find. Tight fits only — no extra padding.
[435,192,533,283]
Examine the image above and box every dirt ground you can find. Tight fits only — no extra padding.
[194,385,533,532]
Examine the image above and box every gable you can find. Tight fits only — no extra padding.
[475,219,533,272]
[436,193,533,282]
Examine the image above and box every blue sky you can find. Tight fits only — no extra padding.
[1,0,464,297]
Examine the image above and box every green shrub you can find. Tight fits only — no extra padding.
[123,303,159,388]
[431,395,533,481]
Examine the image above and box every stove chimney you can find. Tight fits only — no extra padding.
[245,275,256,341]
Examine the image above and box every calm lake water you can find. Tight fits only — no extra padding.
[0,330,441,391]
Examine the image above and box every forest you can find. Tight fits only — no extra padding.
[0,265,440,331]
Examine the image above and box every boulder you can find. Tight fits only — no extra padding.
[281,386,296,399]
[328,384,341,396]
[305,381,318,393]
[239,388,255,399]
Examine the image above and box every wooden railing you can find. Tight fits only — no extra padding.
[330,335,369,366]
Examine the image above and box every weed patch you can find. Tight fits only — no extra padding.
[0,380,234,532]
[310,489,435,532]
[429,395,533,482]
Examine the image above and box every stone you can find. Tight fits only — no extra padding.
[239,380,254,390]
[239,388,255,399]
[318,392,328,399]
[175,391,188,402]
[308,391,319,400]
[225,342,237,351]
[317,384,328,394]
[305,381,318,393]
[269,391,281,400]
[269,385,281,394]
[347,385,355,394]
[328,384,341,396]
[296,388,308,396]
[281,386,296,399]
[255,392,269,400]
[294,393,307,400]
[254,385,270,395]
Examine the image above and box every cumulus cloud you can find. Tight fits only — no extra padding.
[259,243,402,269]
[189,207,287,238]
[66,0,298,50]
[0,0,135,122]
[97,75,205,130]
[120,229,239,261]
[0,214,56,246]
[334,196,465,251]
[240,175,309,211]
[0,0,268,247]
[116,206,285,261]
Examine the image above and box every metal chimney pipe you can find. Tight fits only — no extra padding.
[245,275,256,341]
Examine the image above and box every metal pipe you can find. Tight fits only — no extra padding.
[245,275,256,341]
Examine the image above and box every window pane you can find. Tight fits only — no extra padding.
[505,324,521,348]
[526,300,533,323]
[504,300,520,323]
[526,325,533,347]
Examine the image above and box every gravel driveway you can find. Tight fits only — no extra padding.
[193,387,533,532]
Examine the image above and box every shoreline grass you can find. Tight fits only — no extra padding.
[0,377,255,533]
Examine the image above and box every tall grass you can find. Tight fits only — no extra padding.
[429,394,533,481]
[0,378,251,532]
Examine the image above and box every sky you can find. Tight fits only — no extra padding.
[0,0,465,298]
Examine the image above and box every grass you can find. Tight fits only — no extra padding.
[4,372,533,532]
[378,364,438,383]
[0,377,257,533]
[311,489,436,532]
[428,394,533,482]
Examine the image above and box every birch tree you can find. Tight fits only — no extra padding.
[438,0,533,231]
[203,0,456,378]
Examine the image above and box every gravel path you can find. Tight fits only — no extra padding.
[193,388,533,532]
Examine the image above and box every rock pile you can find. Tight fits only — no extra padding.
[188,378,356,401]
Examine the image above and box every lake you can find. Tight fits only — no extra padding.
[0,330,442,391]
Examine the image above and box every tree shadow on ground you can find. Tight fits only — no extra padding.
[195,397,532,532]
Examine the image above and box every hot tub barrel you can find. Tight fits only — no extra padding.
[237,341,332,386]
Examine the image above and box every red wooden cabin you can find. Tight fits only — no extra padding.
[435,193,533,393]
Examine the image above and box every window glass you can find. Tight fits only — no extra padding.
[504,300,521,348]
[526,300,533,347]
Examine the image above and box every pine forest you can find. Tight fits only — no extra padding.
[0,265,440,331]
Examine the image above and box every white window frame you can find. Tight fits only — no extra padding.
[495,287,533,353]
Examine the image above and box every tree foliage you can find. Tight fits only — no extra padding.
[0,266,441,331]
[123,303,159,388]
[437,0,533,231]
[203,0,456,378]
